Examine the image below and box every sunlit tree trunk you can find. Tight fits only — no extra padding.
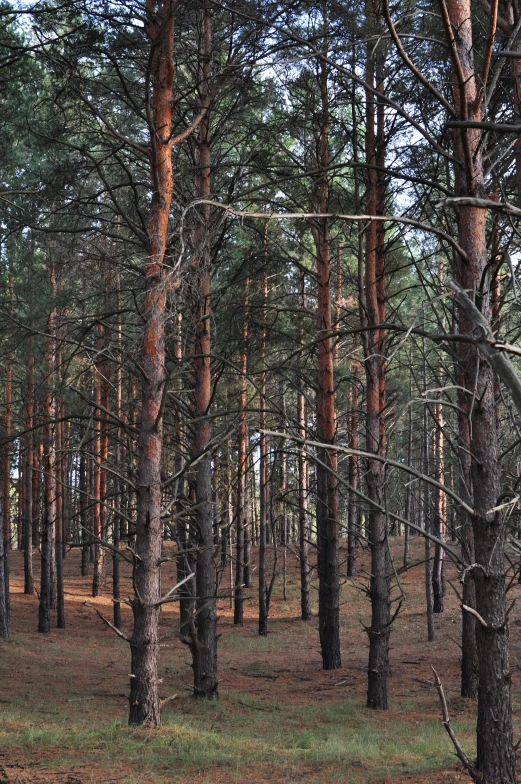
[128,0,176,727]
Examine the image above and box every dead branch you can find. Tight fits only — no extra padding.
[431,666,477,780]
[461,604,489,628]
[452,282,521,419]
[84,601,131,643]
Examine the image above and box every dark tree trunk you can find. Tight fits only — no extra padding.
[364,6,390,707]
[234,277,249,626]
[297,314,311,621]
[432,402,445,613]
[113,274,123,631]
[444,0,516,772]
[2,307,12,624]
[423,393,435,642]
[259,269,269,635]
[39,277,57,635]
[23,345,35,596]
[79,431,89,577]
[92,320,105,598]
[190,2,218,699]
[312,43,341,672]
[347,368,360,577]
[56,415,65,630]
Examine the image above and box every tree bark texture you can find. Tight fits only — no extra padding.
[234,277,249,626]
[190,1,218,699]
[364,8,390,707]
[446,0,516,775]
[23,344,35,596]
[259,269,269,634]
[311,50,341,671]
[128,0,176,727]
[39,272,57,635]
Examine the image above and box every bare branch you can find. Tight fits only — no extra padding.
[451,282,521,419]
[84,601,131,643]
[431,667,478,780]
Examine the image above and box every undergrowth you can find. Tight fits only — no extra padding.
[0,692,475,784]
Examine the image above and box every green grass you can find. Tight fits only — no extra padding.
[0,692,476,784]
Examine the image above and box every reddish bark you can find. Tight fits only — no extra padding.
[128,0,176,727]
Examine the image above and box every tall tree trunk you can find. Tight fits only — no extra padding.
[55,302,65,630]
[364,5,390,707]
[432,401,445,613]
[312,39,341,672]
[445,0,516,774]
[39,264,57,635]
[259,268,269,634]
[128,0,176,727]
[347,366,360,577]
[423,386,435,642]
[23,342,35,596]
[2,278,13,623]
[79,427,89,577]
[113,272,122,631]
[55,412,65,629]
[403,369,413,570]
[174,314,195,638]
[92,339,103,597]
[297,276,311,621]
[234,277,249,626]
[190,0,218,699]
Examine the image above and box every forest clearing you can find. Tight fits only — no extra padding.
[1,538,516,784]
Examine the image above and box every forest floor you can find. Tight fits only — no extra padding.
[1,536,521,784]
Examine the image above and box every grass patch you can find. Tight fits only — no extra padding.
[0,692,475,784]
